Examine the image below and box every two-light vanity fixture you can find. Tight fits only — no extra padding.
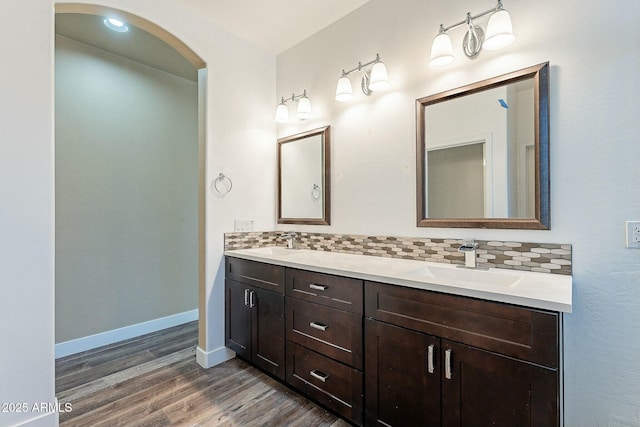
[429,0,514,68]
[275,1,514,122]
[274,90,312,124]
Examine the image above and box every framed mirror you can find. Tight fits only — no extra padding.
[278,126,331,225]
[416,62,550,229]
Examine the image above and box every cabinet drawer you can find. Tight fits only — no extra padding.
[287,297,362,369]
[365,281,559,368]
[286,268,363,314]
[225,257,285,293]
[287,342,363,426]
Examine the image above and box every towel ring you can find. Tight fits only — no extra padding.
[311,184,321,200]
[213,173,232,195]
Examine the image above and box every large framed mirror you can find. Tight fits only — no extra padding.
[416,62,550,229]
[278,126,331,225]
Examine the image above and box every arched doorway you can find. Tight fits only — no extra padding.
[54,4,207,359]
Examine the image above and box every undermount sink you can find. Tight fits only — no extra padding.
[406,265,523,287]
[245,246,299,256]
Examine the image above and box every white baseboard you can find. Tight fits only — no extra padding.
[55,309,199,359]
[14,403,59,426]
[196,345,235,369]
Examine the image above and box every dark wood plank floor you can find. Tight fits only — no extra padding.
[56,321,350,426]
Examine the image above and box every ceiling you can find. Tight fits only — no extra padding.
[55,1,370,82]
[56,13,199,81]
[176,0,371,55]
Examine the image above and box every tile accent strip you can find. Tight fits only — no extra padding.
[224,232,572,275]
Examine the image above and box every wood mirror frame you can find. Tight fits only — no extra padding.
[416,62,550,229]
[277,126,331,225]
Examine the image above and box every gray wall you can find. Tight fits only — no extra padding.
[55,35,198,343]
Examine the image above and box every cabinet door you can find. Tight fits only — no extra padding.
[441,340,558,427]
[364,319,441,427]
[252,287,285,380]
[225,279,251,360]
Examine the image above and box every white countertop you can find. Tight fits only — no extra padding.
[224,246,572,313]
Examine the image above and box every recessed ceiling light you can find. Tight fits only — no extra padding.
[103,17,129,33]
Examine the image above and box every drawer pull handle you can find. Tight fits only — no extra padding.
[309,322,328,331]
[249,290,255,308]
[310,370,329,382]
[309,284,328,291]
[244,289,250,306]
[445,349,452,380]
[427,344,435,374]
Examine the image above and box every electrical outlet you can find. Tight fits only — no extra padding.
[626,221,640,249]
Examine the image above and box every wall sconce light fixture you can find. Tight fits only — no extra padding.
[429,0,514,68]
[274,90,312,123]
[335,54,389,102]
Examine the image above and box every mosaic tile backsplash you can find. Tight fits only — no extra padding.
[224,231,572,276]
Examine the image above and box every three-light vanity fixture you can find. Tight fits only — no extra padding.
[429,0,514,68]
[274,90,312,124]
[335,54,389,102]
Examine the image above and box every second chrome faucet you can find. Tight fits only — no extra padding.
[458,239,480,268]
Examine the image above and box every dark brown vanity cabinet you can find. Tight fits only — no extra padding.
[364,281,560,427]
[225,258,285,380]
[285,268,364,426]
[225,257,563,427]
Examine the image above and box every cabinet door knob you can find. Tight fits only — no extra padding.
[427,344,435,374]
[310,369,330,383]
[249,290,255,308]
[309,322,329,331]
[244,289,250,306]
[309,283,328,291]
[445,348,452,380]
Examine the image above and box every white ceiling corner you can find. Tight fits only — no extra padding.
[175,0,371,55]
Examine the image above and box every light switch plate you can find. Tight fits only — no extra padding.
[234,219,255,232]
[625,221,640,249]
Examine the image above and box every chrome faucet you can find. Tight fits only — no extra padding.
[458,239,480,268]
[281,231,297,249]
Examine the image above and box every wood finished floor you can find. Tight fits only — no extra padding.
[55,321,350,427]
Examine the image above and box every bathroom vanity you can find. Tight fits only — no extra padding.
[224,246,571,426]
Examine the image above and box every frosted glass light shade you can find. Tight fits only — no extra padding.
[369,61,390,91]
[274,103,289,123]
[429,32,455,68]
[483,9,515,50]
[335,76,354,102]
[296,96,312,120]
